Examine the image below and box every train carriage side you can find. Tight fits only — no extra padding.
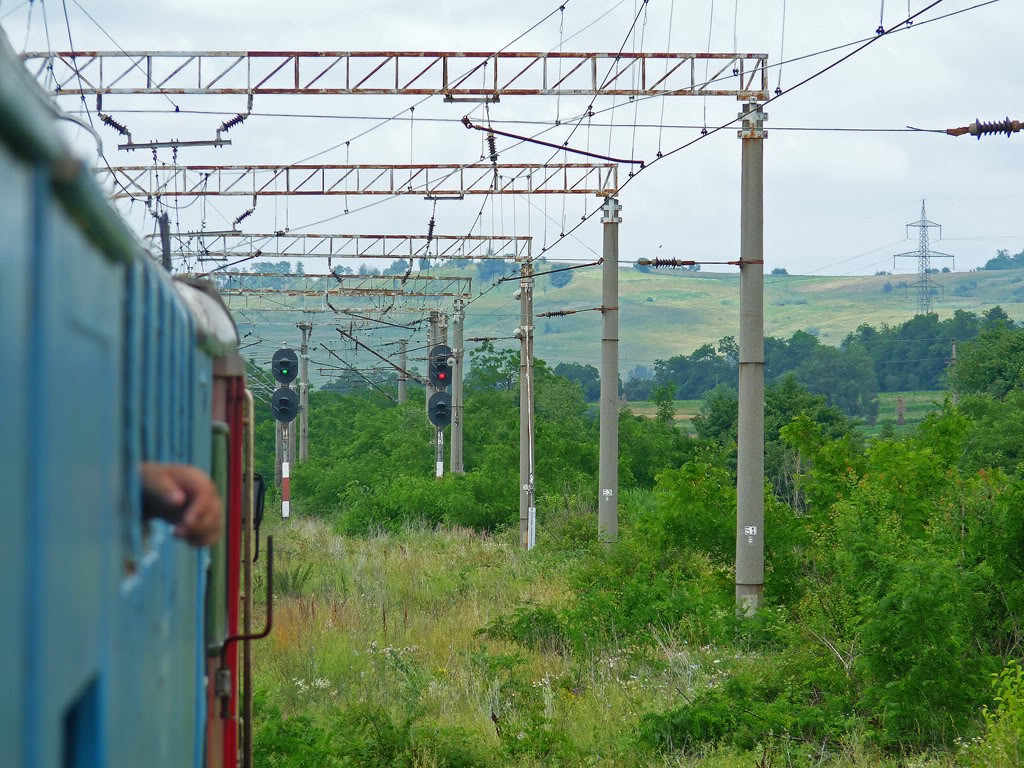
[0,29,248,768]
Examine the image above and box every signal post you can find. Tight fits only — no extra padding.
[270,348,300,517]
[298,323,311,462]
[451,300,465,474]
[427,344,453,479]
[518,262,535,550]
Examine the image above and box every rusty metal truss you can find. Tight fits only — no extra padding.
[235,314,381,331]
[98,163,619,199]
[216,272,472,299]
[224,296,450,314]
[26,50,769,100]
[173,232,532,263]
[217,272,472,314]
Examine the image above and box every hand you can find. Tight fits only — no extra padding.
[140,462,223,547]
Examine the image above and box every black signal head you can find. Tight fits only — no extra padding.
[272,348,299,385]
[271,387,299,423]
[427,390,453,428]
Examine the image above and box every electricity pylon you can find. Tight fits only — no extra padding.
[893,200,955,315]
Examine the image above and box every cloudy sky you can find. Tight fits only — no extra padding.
[4,0,1022,278]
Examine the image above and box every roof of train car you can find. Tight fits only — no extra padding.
[0,30,238,359]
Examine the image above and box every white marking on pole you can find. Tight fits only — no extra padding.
[282,461,290,518]
[436,461,444,478]
[528,507,536,550]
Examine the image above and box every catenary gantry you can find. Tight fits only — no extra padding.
[160,233,532,262]
[216,272,473,299]
[24,50,769,100]
[98,163,619,199]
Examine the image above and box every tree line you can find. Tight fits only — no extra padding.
[591,306,1015,423]
[315,306,1017,427]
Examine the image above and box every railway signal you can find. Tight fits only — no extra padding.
[429,344,453,389]
[272,348,298,384]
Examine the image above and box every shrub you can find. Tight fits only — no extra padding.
[336,472,517,535]
[276,563,315,597]
[479,605,570,654]
[253,700,345,767]
[643,459,734,561]
[536,484,599,552]
[563,536,733,651]
[636,653,853,753]
[854,548,992,744]
[965,659,1024,766]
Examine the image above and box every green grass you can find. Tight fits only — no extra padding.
[255,517,700,766]
[252,514,971,767]
[229,266,1024,388]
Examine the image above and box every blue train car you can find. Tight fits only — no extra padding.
[0,30,259,768]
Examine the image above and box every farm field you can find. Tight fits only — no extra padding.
[876,390,945,422]
[621,399,703,427]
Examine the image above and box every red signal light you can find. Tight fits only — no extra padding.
[439,373,447,380]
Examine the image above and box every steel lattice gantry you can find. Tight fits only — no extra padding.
[215,272,473,299]
[25,50,769,99]
[219,272,472,315]
[163,232,533,263]
[98,163,619,199]
[224,298,458,314]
